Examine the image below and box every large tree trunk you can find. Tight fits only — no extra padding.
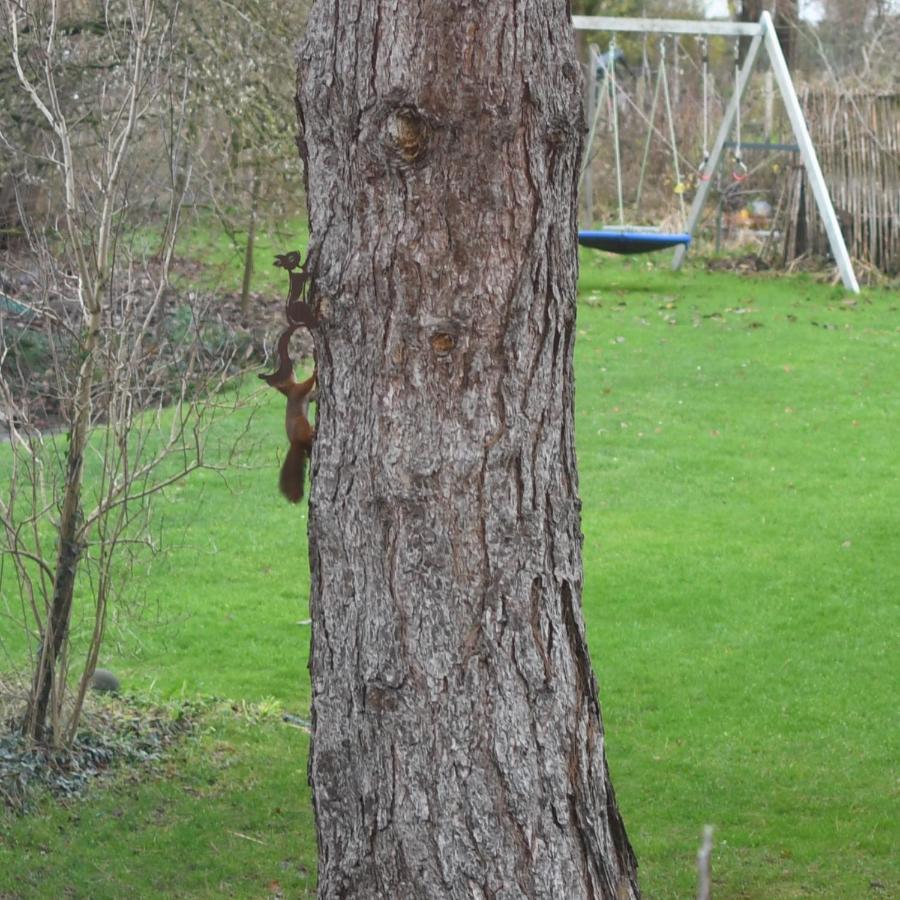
[297,3,639,897]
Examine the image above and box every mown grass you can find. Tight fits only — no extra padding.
[172,216,311,295]
[1,246,897,898]
[1,712,316,899]
[575,255,897,897]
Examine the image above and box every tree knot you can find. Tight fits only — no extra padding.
[387,106,432,164]
[430,332,456,355]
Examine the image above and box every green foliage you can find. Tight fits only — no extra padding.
[164,303,252,373]
[0,693,198,815]
[0,324,49,375]
[1,259,897,897]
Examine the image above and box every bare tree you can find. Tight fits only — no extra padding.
[0,0,247,746]
[736,0,798,66]
[808,0,900,84]
[166,0,313,318]
[298,3,639,897]
[1,1,314,303]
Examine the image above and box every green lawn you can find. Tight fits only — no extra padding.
[172,216,311,295]
[575,256,897,897]
[1,250,897,898]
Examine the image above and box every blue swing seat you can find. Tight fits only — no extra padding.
[578,230,691,255]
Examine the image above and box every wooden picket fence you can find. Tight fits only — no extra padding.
[782,89,900,275]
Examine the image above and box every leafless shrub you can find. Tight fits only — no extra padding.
[0,0,257,747]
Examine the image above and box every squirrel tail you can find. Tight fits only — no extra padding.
[280,443,307,503]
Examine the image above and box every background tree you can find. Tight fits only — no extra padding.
[167,0,311,319]
[1,0,313,304]
[736,0,798,66]
[810,0,900,81]
[0,0,246,746]
[298,2,638,896]
[572,0,704,14]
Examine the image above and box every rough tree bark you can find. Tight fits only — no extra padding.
[297,3,639,897]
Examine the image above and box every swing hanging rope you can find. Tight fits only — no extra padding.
[614,36,687,224]
[732,37,748,182]
[633,38,664,213]
[608,35,626,226]
[579,33,691,253]
[700,35,712,179]
[659,37,687,222]
[581,44,605,178]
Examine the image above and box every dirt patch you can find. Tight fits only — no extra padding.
[0,253,313,434]
[705,254,771,273]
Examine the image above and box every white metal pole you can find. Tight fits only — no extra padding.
[759,12,860,293]
[672,28,764,270]
[572,16,760,37]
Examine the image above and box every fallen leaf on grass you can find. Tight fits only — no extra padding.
[231,830,266,845]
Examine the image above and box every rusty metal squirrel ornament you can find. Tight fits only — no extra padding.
[260,251,318,502]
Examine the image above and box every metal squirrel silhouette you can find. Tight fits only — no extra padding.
[261,250,318,502]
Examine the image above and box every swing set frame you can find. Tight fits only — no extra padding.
[574,11,860,294]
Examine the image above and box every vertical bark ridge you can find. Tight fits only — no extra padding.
[299,2,639,897]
